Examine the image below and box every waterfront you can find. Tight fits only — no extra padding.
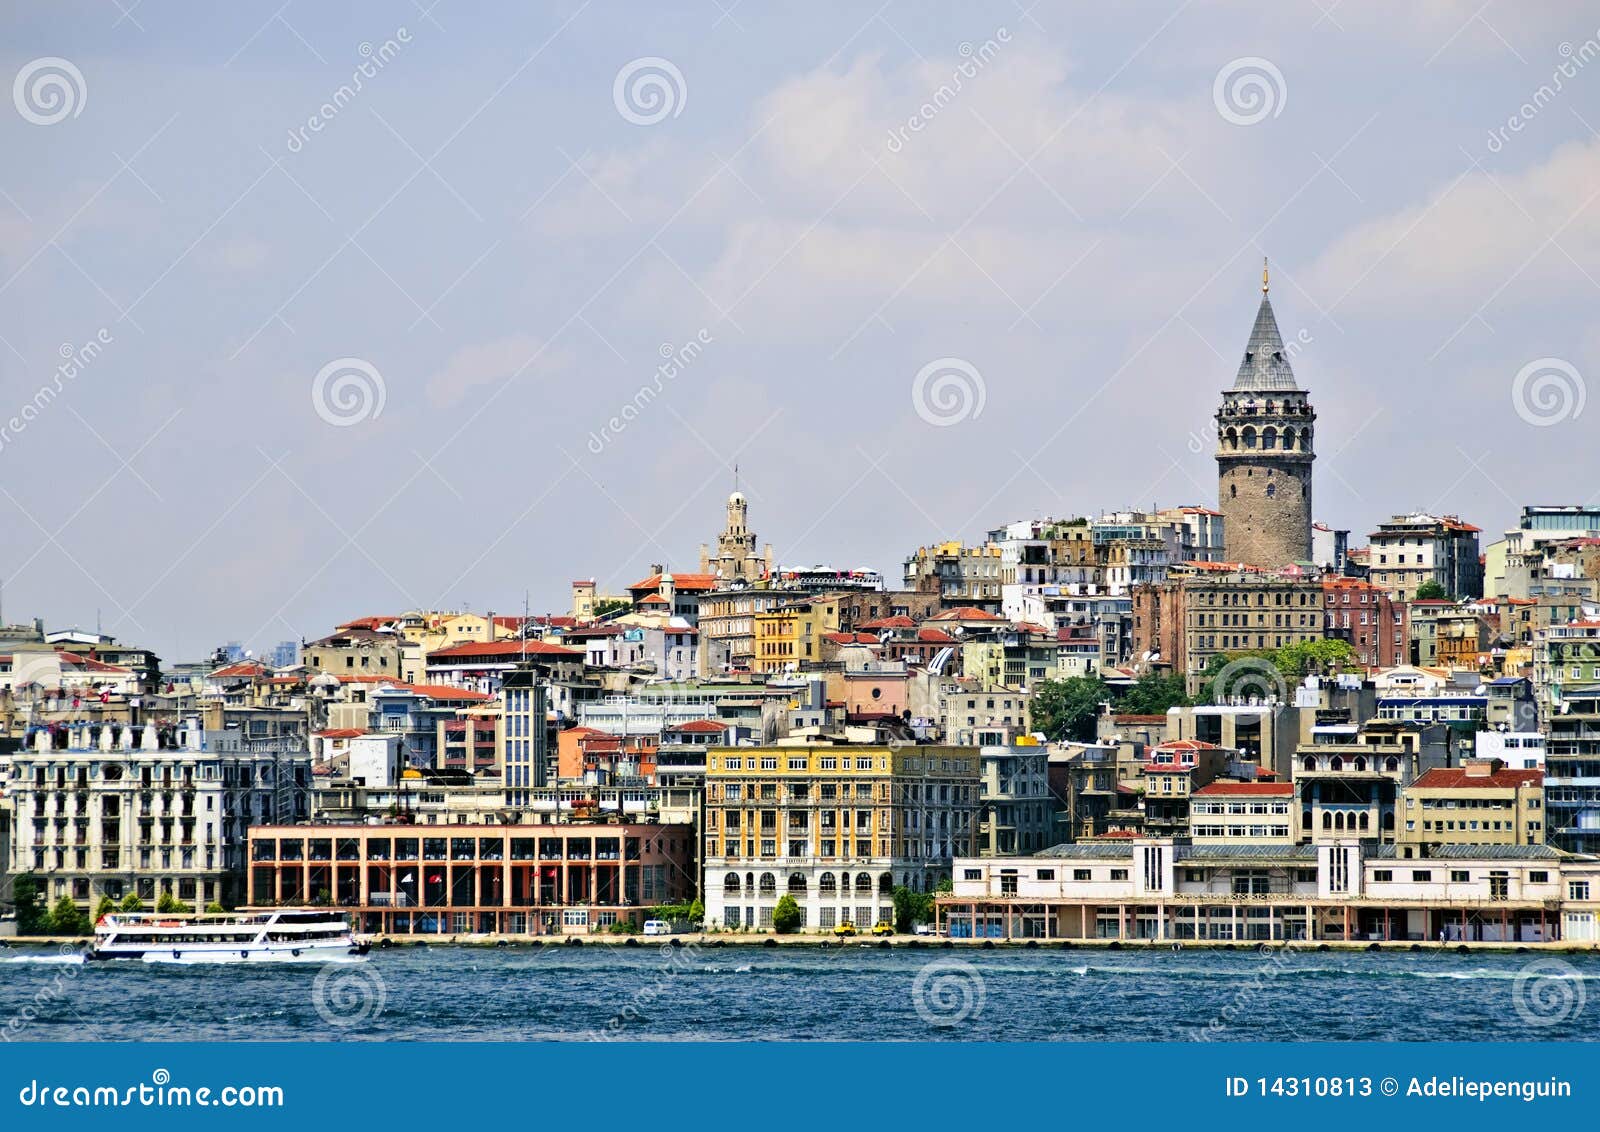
[2,943,1596,1042]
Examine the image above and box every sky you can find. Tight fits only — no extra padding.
[1,1,1598,662]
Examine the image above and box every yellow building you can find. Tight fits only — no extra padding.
[1398,760,1545,852]
[752,599,839,673]
[703,744,980,931]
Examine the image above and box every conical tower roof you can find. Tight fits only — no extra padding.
[1231,267,1299,392]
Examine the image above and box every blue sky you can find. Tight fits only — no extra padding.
[1,1,1597,660]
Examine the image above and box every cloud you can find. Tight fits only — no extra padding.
[423,334,572,408]
[1307,137,1600,316]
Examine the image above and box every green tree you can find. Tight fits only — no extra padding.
[593,597,630,618]
[155,891,186,914]
[772,894,802,933]
[890,885,934,933]
[1030,675,1110,742]
[93,895,116,924]
[1272,639,1356,682]
[1116,671,1190,715]
[1414,579,1448,601]
[47,895,89,936]
[118,892,146,913]
[204,902,227,914]
[9,873,46,936]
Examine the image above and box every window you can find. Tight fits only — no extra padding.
[1073,869,1091,881]
[1109,869,1128,881]
[1035,869,1055,880]
[1569,881,1590,901]
[962,869,981,881]
[1450,870,1469,883]
[1530,871,1549,884]
[1411,870,1432,882]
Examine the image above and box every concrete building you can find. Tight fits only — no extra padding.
[1397,761,1544,853]
[1367,513,1483,602]
[699,490,773,584]
[1216,268,1316,568]
[246,821,696,936]
[8,717,310,913]
[975,736,1055,856]
[703,743,980,931]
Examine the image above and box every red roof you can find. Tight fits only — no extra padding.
[209,661,266,678]
[396,683,493,702]
[927,607,1003,622]
[857,615,916,630]
[1154,739,1220,751]
[1193,781,1294,796]
[316,728,366,739]
[337,616,397,631]
[913,628,957,643]
[627,572,720,593]
[669,719,726,734]
[1411,767,1542,790]
[823,632,879,645]
[638,594,670,606]
[427,640,581,661]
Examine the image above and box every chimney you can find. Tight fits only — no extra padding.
[1463,758,1503,778]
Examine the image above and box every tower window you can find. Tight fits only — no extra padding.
[1265,482,1276,498]
[1229,484,1237,498]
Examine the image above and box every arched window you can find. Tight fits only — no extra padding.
[1263,427,1277,450]
[1386,757,1400,773]
[1242,426,1257,449]
[1282,427,1296,450]
[1322,812,1333,830]
[879,872,894,894]
[759,873,776,895]
[1265,482,1277,498]
[1334,811,1345,830]
[1302,756,1316,772]
[855,874,872,893]
[1225,427,1238,450]
[1230,484,1237,499]
[788,873,806,894]
[745,872,755,893]
[1353,757,1366,772]
[819,873,837,894]
[1358,812,1370,831]
[1264,400,1276,414]
[723,874,741,892]
[1330,756,1344,771]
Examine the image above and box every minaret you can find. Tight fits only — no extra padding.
[1216,260,1315,567]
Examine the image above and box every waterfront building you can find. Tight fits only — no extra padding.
[1189,781,1296,845]
[246,821,695,936]
[1397,761,1544,853]
[939,838,1569,942]
[703,743,980,931]
[8,717,310,913]
[974,736,1055,856]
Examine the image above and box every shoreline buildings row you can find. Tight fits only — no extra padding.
[6,274,1600,940]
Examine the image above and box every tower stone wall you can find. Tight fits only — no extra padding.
[1216,272,1315,568]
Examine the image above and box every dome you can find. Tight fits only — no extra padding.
[729,491,746,505]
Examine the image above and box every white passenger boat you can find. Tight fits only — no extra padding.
[89,909,370,962]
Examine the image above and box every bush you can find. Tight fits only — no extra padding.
[155,891,186,914]
[9,874,46,935]
[118,892,145,913]
[93,895,116,924]
[47,895,89,936]
[772,894,802,934]
[204,902,227,914]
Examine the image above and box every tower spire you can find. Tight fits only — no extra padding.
[1262,256,1269,294]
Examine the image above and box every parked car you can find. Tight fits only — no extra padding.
[832,921,857,937]
[642,919,671,936]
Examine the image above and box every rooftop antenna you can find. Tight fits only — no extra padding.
[733,461,739,494]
